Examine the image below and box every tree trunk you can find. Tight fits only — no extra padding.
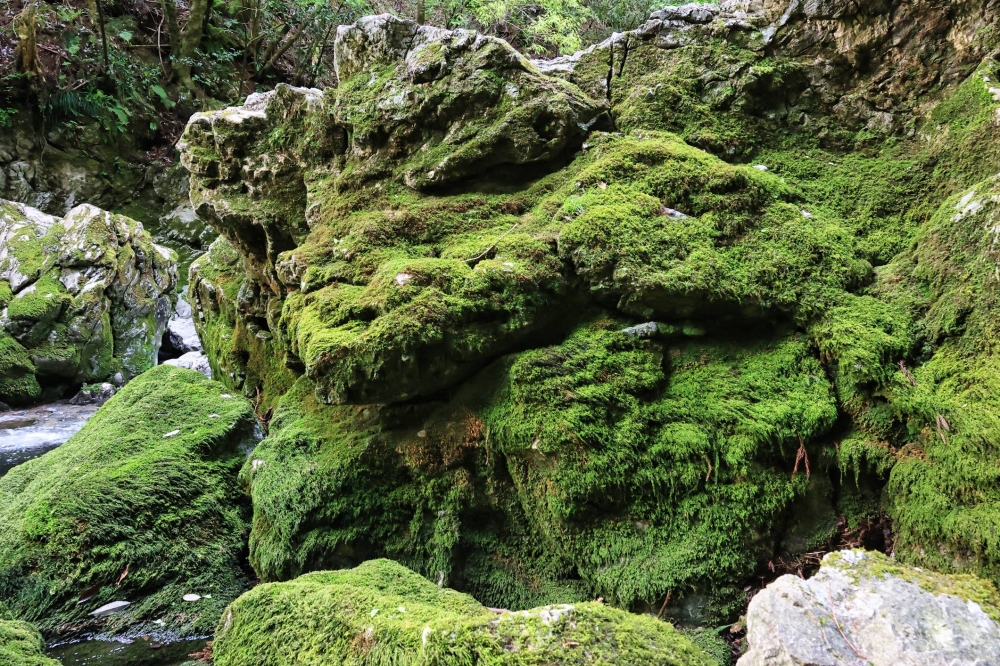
[14,3,43,76]
[161,0,212,96]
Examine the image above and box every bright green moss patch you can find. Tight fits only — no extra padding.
[0,619,59,666]
[482,322,838,614]
[549,132,869,322]
[0,365,259,637]
[212,559,714,666]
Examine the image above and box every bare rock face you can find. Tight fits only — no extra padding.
[0,199,177,403]
[739,549,1000,666]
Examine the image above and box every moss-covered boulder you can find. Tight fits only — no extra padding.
[212,559,714,665]
[0,200,177,403]
[178,15,880,622]
[0,619,59,666]
[0,365,260,637]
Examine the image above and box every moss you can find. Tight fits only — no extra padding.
[479,321,838,615]
[6,276,70,331]
[0,365,259,637]
[244,318,840,622]
[679,628,732,666]
[212,559,714,666]
[548,132,869,323]
[0,619,59,666]
[0,332,41,405]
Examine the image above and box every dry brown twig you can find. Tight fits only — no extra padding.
[792,435,811,479]
[827,585,868,661]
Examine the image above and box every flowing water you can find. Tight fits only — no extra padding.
[47,637,209,665]
[0,401,100,476]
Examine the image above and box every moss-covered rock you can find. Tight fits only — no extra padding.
[0,365,260,637]
[0,199,177,402]
[212,558,714,665]
[174,5,1000,632]
[240,319,840,620]
[178,14,881,623]
[0,619,59,666]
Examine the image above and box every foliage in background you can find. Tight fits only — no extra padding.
[0,0,676,147]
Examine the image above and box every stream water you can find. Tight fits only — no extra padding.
[0,401,100,476]
[47,638,209,665]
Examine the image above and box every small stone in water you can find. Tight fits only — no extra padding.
[89,600,131,616]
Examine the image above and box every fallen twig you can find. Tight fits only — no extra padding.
[827,585,868,662]
[464,224,518,264]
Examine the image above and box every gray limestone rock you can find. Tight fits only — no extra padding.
[163,351,212,378]
[738,549,1000,666]
[0,199,177,402]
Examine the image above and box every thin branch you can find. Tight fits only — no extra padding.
[827,585,868,661]
[464,224,518,264]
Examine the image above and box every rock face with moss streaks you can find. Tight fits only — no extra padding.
[178,13,879,623]
[0,365,260,637]
[0,199,177,404]
[211,559,714,666]
[739,549,1000,665]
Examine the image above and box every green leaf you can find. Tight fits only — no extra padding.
[150,85,168,101]
[112,107,128,124]
[118,30,133,42]
[149,122,158,131]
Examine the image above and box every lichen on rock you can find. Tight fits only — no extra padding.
[739,549,1000,665]
[0,199,177,403]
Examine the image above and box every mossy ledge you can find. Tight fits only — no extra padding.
[212,558,714,665]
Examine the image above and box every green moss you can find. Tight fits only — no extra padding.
[212,559,714,666]
[0,365,258,637]
[245,318,840,622]
[548,132,869,323]
[0,332,41,405]
[679,628,732,666]
[0,619,59,666]
[6,276,70,329]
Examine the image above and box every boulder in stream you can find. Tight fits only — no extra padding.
[0,200,177,404]
[0,365,260,637]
